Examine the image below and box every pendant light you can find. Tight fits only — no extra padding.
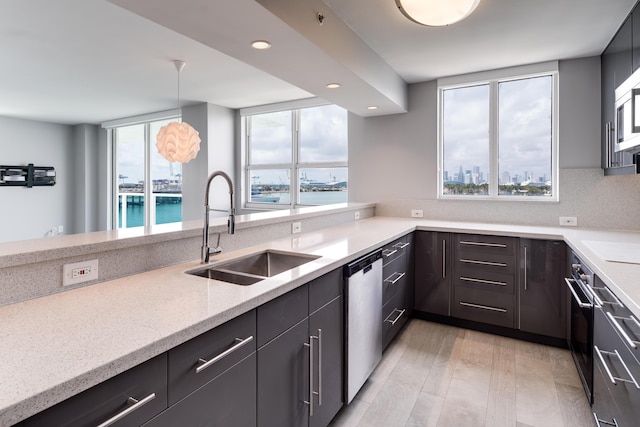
[156,60,201,163]
[395,0,480,27]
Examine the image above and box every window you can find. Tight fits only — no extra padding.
[439,65,558,200]
[111,117,183,229]
[244,103,348,208]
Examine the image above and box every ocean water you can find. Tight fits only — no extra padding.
[119,191,347,228]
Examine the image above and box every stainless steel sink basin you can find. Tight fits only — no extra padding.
[187,250,320,285]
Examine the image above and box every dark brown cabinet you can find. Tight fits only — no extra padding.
[24,355,168,427]
[518,239,567,340]
[451,234,517,329]
[381,234,414,349]
[601,12,637,174]
[414,231,451,317]
[257,268,343,427]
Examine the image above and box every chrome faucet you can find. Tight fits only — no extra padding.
[201,171,235,263]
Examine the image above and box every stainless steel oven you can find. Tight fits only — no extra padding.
[565,251,595,404]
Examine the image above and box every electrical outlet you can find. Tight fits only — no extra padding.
[559,216,578,226]
[63,259,99,286]
[354,211,360,220]
[292,222,302,234]
[411,209,424,218]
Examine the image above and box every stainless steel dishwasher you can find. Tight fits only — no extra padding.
[344,250,383,404]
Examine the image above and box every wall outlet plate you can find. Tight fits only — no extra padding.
[411,209,424,218]
[559,216,578,226]
[63,259,99,286]
[292,222,302,234]
[354,211,360,220]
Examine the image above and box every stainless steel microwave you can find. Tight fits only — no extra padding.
[615,68,640,154]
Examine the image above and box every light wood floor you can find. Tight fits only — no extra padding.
[330,319,594,427]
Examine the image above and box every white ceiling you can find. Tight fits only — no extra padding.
[0,0,636,125]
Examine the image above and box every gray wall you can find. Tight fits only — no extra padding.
[348,56,640,231]
[0,116,75,241]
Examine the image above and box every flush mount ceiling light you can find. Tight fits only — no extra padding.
[156,60,201,163]
[326,83,341,89]
[367,106,378,110]
[395,0,480,26]
[251,40,272,50]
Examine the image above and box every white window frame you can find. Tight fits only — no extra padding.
[437,61,559,202]
[102,109,181,229]
[240,99,348,210]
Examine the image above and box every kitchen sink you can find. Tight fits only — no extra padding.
[187,250,320,285]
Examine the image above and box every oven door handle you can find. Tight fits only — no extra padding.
[565,278,593,309]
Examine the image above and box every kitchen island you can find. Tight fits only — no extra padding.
[1,215,639,426]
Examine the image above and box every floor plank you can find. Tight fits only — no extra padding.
[330,318,594,427]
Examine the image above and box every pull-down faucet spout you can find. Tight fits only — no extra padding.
[201,171,235,263]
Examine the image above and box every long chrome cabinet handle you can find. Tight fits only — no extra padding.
[459,276,507,287]
[304,332,322,416]
[564,278,593,309]
[384,308,406,325]
[196,335,254,374]
[459,301,507,313]
[393,242,410,249]
[304,337,314,416]
[460,259,507,267]
[442,239,446,279]
[96,393,156,427]
[607,312,639,349]
[593,411,619,427]
[384,272,405,285]
[523,245,527,291]
[594,345,640,389]
[593,286,624,307]
[459,241,507,248]
[382,249,397,257]
[317,329,322,406]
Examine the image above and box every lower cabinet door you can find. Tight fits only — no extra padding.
[309,296,344,427]
[142,353,256,427]
[257,319,310,427]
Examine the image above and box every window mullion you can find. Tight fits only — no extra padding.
[489,81,499,198]
[292,110,299,207]
[144,123,153,226]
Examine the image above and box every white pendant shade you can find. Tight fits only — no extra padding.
[156,121,201,163]
[396,0,480,26]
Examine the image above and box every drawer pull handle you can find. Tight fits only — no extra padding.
[607,312,639,349]
[459,276,507,287]
[96,393,156,427]
[384,308,406,325]
[593,412,619,427]
[594,345,640,389]
[459,241,507,248]
[459,259,507,267]
[384,272,405,285]
[459,301,507,313]
[593,286,624,307]
[196,335,254,374]
[393,242,410,249]
[382,249,397,257]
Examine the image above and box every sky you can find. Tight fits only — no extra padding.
[443,75,553,184]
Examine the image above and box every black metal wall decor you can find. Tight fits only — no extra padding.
[0,164,56,187]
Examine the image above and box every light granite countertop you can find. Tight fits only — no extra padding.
[1,217,639,426]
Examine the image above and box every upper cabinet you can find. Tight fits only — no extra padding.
[602,6,640,175]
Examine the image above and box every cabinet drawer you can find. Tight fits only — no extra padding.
[309,267,342,314]
[383,256,407,304]
[455,234,516,257]
[453,287,515,328]
[382,285,410,349]
[454,250,516,275]
[381,236,410,267]
[168,310,256,405]
[257,283,309,347]
[594,307,640,425]
[453,269,515,294]
[24,354,168,427]
[145,353,256,427]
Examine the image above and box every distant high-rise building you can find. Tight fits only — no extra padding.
[501,171,511,184]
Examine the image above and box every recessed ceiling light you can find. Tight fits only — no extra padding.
[367,106,378,110]
[251,40,272,50]
[326,83,341,89]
